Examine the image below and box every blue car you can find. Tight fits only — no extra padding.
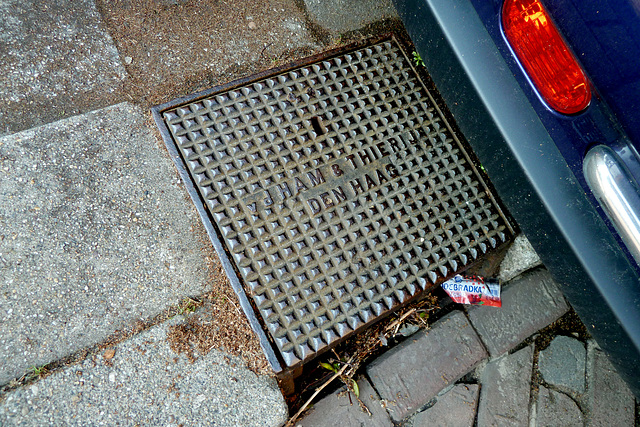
[393,0,640,396]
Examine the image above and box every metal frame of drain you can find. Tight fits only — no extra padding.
[152,35,514,373]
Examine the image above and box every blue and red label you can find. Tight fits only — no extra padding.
[441,275,501,307]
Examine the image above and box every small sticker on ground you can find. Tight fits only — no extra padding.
[441,275,501,307]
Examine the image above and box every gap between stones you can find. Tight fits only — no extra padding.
[0,257,271,401]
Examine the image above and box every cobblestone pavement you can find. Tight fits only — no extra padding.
[299,265,637,426]
[0,0,637,425]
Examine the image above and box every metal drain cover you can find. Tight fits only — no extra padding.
[152,37,514,371]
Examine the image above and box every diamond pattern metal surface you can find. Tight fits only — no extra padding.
[154,38,513,368]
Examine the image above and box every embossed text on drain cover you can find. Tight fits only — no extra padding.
[153,38,513,368]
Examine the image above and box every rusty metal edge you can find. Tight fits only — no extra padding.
[151,33,396,114]
[150,105,285,372]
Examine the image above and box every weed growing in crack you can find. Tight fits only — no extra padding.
[176,297,201,316]
[30,364,49,378]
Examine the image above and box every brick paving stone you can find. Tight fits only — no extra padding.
[586,342,635,426]
[467,269,568,357]
[367,311,487,422]
[535,386,583,427]
[477,345,533,427]
[412,384,479,427]
[298,378,392,427]
[538,336,586,394]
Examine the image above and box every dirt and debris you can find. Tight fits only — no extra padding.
[95,0,410,111]
[532,309,591,351]
[283,292,442,423]
[166,256,271,375]
[95,0,322,108]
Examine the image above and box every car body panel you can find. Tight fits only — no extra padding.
[393,0,640,397]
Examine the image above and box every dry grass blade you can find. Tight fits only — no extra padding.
[284,294,439,424]
[284,361,351,427]
[386,308,417,336]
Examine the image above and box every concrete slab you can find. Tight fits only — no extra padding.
[0,0,126,136]
[477,345,534,427]
[412,384,479,427]
[367,311,487,422]
[535,386,583,427]
[498,234,542,283]
[586,342,635,426]
[0,102,210,385]
[0,316,287,426]
[303,0,398,34]
[538,336,586,395]
[298,378,392,427]
[467,269,568,357]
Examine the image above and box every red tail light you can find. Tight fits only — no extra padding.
[502,0,591,115]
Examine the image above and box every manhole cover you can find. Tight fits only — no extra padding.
[152,36,514,371]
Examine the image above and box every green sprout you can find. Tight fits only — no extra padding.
[320,361,359,398]
[31,364,48,377]
[412,51,425,68]
[176,297,200,316]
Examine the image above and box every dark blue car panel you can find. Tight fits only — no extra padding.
[543,0,640,146]
[393,0,640,397]
[467,0,640,268]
